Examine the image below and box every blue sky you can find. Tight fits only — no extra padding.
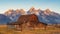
[0,0,60,14]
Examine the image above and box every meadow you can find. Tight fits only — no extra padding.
[0,25,60,34]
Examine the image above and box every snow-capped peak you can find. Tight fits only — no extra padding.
[44,9,52,15]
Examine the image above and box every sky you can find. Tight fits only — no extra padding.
[0,0,60,14]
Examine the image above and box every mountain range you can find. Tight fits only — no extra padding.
[0,7,60,24]
[27,7,60,24]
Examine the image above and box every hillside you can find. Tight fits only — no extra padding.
[0,14,11,24]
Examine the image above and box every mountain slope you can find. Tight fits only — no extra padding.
[0,14,11,24]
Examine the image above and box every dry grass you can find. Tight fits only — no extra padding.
[0,25,60,34]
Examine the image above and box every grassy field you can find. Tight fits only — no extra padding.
[0,25,60,34]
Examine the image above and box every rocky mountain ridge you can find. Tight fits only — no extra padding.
[0,7,60,24]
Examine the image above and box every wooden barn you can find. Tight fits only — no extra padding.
[7,14,47,31]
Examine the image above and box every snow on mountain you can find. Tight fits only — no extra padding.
[4,9,25,22]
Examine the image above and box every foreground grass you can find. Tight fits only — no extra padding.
[0,25,60,34]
